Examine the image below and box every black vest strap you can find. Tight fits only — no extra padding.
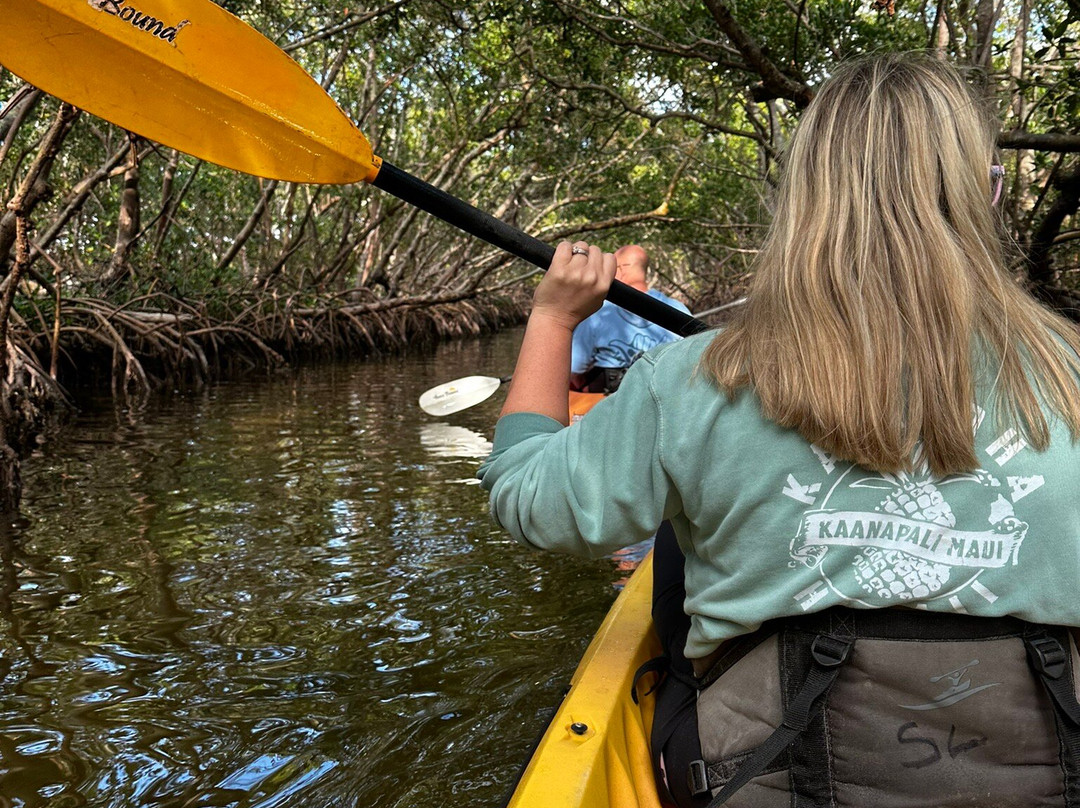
[631,654,698,705]
[631,655,668,705]
[682,608,1080,807]
[1027,633,1080,723]
[1025,631,1080,806]
[688,633,853,806]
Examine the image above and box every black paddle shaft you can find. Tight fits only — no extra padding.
[372,161,709,337]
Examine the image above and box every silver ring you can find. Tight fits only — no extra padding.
[571,246,589,256]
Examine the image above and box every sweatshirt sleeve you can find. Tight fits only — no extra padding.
[476,356,681,558]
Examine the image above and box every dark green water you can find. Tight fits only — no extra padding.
[0,330,638,807]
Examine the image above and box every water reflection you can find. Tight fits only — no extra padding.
[418,423,493,460]
[2,331,631,807]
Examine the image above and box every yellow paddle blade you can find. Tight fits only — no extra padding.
[0,0,380,184]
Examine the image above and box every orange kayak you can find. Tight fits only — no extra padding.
[569,391,605,422]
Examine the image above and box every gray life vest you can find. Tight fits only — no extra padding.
[678,607,1080,808]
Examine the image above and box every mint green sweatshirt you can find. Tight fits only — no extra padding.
[477,332,1080,660]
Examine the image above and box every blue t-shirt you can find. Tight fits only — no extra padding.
[570,290,690,374]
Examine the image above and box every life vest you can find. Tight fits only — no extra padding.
[647,606,1080,808]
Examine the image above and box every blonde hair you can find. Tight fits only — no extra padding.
[703,54,1080,475]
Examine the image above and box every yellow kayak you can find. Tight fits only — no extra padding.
[506,552,663,808]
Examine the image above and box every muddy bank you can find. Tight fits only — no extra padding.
[0,288,527,511]
[14,289,529,401]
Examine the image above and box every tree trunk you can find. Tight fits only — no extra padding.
[0,87,42,169]
[1005,0,1034,234]
[153,158,202,261]
[0,106,80,272]
[216,179,278,277]
[100,138,142,287]
[27,142,129,264]
[930,0,950,57]
[255,185,322,289]
[0,105,78,512]
[152,149,181,259]
[973,0,998,73]
[1027,165,1080,290]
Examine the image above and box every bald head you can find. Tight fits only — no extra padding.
[614,245,649,292]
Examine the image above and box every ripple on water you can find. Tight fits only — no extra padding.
[6,335,627,807]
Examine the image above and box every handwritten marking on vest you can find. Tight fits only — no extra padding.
[897,722,987,769]
[86,0,190,44]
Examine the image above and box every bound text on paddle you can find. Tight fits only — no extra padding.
[87,0,190,44]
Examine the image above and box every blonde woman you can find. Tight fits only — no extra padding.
[479,54,1080,807]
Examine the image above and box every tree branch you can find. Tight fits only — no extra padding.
[549,0,745,67]
[1027,163,1080,286]
[998,131,1080,153]
[700,0,814,107]
[281,0,411,52]
[534,70,762,143]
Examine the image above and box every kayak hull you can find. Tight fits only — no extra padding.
[507,553,663,808]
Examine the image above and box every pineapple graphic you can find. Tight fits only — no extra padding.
[789,440,1034,612]
[848,469,980,601]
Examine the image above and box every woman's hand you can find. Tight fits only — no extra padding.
[498,241,616,424]
[532,241,617,332]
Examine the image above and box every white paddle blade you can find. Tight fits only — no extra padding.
[418,376,504,416]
